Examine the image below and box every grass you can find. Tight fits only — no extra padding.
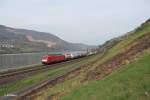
[62,50,150,100]
[1,20,150,98]
[0,64,42,74]
[0,54,100,96]
[32,22,150,100]
[95,22,150,66]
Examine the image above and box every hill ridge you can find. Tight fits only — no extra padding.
[0,25,94,54]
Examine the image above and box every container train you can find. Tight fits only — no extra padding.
[41,52,95,65]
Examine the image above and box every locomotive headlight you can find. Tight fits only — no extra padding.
[42,59,47,62]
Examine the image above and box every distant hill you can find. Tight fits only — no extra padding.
[0,25,95,54]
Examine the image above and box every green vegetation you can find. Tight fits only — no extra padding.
[32,19,150,100]
[0,54,100,96]
[0,64,42,74]
[0,19,149,99]
[0,25,92,54]
[95,20,150,66]
[62,50,150,100]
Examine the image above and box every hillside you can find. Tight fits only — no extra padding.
[63,50,150,100]
[0,25,94,54]
[26,19,150,100]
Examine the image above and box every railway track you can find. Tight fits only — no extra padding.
[0,54,100,100]
[0,55,100,100]
[0,57,87,85]
[0,64,46,85]
[0,63,82,100]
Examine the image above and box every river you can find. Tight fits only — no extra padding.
[0,51,87,71]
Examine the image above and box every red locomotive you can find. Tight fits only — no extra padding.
[41,54,65,64]
[41,51,95,65]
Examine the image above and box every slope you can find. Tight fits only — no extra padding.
[18,19,150,100]
[62,49,150,100]
[61,19,150,100]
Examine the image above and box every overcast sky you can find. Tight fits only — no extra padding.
[0,0,150,45]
